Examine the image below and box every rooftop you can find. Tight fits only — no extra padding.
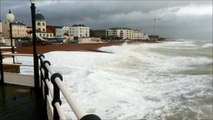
[72,24,86,27]
[109,27,132,30]
[11,21,27,26]
[35,13,45,20]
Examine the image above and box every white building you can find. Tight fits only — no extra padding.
[36,13,46,32]
[62,24,90,38]
[106,28,134,39]
[0,20,5,44]
[2,21,29,39]
[55,27,64,37]
[133,30,144,39]
[0,20,2,33]
[35,12,54,38]
[106,28,148,40]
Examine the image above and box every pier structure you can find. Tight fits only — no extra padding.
[0,49,101,120]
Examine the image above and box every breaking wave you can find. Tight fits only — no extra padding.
[18,39,213,120]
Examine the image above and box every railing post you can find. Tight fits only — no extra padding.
[0,50,4,85]
[51,73,63,120]
[43,60,51,106]
[39,54,51,120]
[40,56,102,120]
[39,55,44,100]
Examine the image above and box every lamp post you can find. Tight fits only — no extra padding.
[30,0,39,92]
[153,17,160,35]
[6,10,15,63]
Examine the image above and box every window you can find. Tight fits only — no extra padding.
[38,28,41,32]
[37,22,41,26]
[42,22,45,26]
[43,29,45,32]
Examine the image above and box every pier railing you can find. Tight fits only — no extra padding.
[0,48,101,120]
[0,47,34,85]
[39,54,101,120]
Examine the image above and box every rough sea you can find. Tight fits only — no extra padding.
[18,39,213,120]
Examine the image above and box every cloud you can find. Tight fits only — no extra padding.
[0,0,212,40]
[175,4,212,16]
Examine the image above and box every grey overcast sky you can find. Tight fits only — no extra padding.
[0,0,212,40]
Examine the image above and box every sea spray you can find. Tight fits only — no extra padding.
[18,39,213,120]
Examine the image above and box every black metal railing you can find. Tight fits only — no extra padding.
[39,54,101,120]
[0,49,101,120]
[0,48,4,85]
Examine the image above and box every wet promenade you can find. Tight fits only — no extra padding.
[0,84,41,120]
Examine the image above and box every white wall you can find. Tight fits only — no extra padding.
[134,31,145,39]
[36,20,46,32]
[70,26,90,38]
[55,28,64,36]
[0,21,2,33]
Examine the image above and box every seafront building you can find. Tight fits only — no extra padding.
[106,28,148,40]
[0,20,5,44]
[0,20,2,33]
[2,21,29,39]
[70,24,90,38]
[134,30,144,39]
[53,26,64,37]
[2,11,54,40]
[106,28,134,40]
[62,24,90,38]
[35,12,54,38]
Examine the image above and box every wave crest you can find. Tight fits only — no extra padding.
[202,43,213,48]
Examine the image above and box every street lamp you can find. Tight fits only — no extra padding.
[6,10,15,63]
[153,17,160,35]
[30,0,39,92]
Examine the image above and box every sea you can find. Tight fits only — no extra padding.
[18,39,213,120]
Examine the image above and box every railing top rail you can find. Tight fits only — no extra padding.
[40,55,86,119]
[2,63,34,67]
[0,46,13,50]
[2,53,33,57]
[55,77,85,119]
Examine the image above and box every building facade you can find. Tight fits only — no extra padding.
[35,12,54,38]
[0,20,2,33]
[106,28,135,40]
[69,24,90,38]
[36,13,46,32]
[2,21,28,39]
[0,20,5,44]
[55,26,66,37]
[62,24,90,38]
[106,28,148,40]
[133,30,144,39]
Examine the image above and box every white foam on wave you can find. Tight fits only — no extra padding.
[18,40,213,119]
[157,40,199,49]
[202,43,213,48]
